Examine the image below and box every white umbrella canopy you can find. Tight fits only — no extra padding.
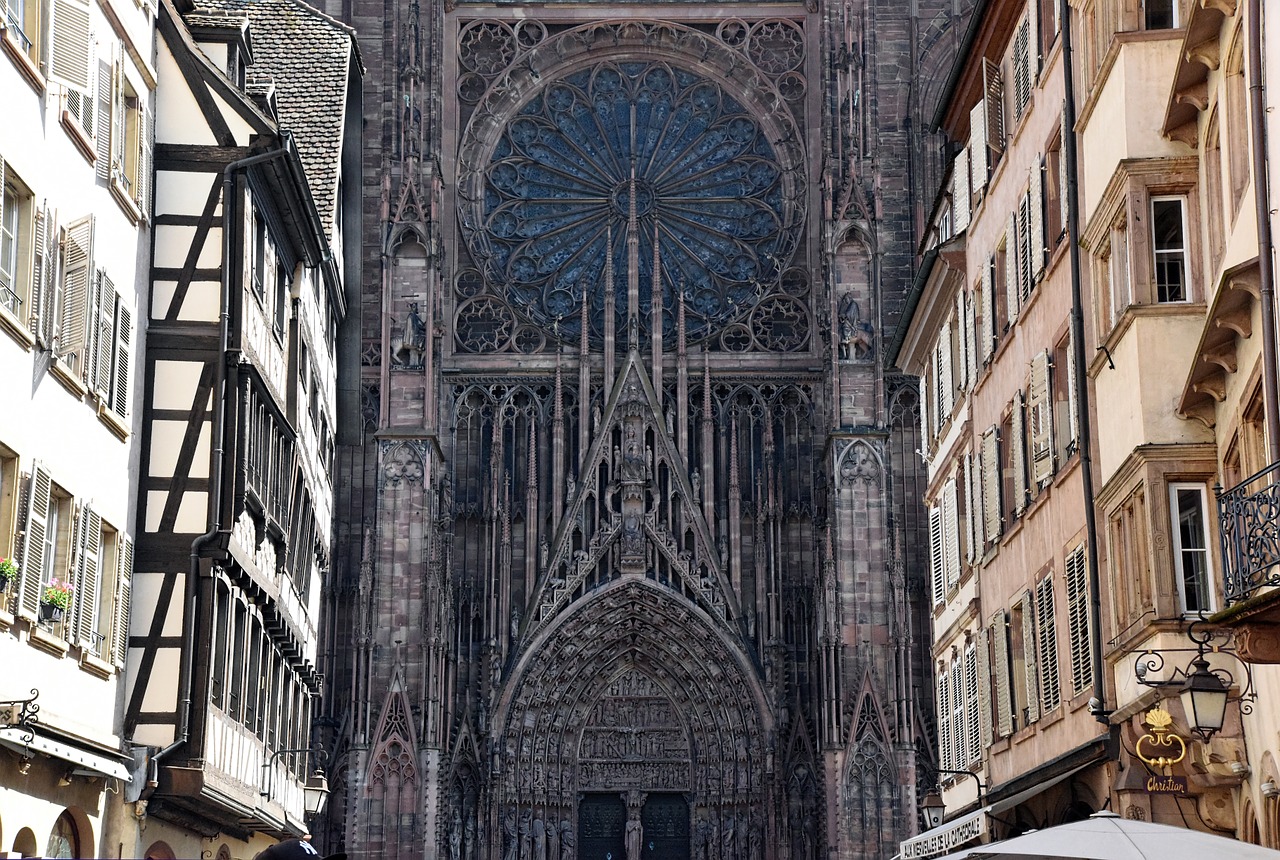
[933,811,1280,860]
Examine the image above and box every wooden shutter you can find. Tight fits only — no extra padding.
[919,374,931,455]
[966,290,978,385]
[938,321,954,419]
[965,645,980,763]
[938,663,952,769]
[29,203,49,334]
[953,147,971,233]
[113,535,133,666]
[58,217,94,375]
[92,272,115,397]
[1037,576,1061,711]
[1066,330,1080,451]
[981,426,1001,543]
[991,611,1013,737]
[979,264,994,363]
[110,297,132,416]
[970,101,988,196]
[74,504,101,648]
[1066,545,1092,694]
[976,625,993,748]
[1005,212,1020,324]
[1030,350,1055,484]
[49,0,92,93]
[1022,591,1040,724]
[1012,390,1028,515]
[951,660,966,766]
[955,292,969,392]
[983,58,1006,156]
[1019,191,1033,300]
[1030,156,1046,282]
[964,451,979,562]
[1059,109,1071,233]
[17,462,52,618]
[943,477,960,590]
[929,505,945,606]
[138,103,154,214]
[96,57,113,181]
[1014,18,1031,120]
[1028,0,1042,75]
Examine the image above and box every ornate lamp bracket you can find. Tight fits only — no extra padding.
[0,688,40,744]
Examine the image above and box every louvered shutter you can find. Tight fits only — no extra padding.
[951,660,966,766]
[981,426,1001,543]
[938,663,952,768]
[1013,18,1031,120]
[938,321,954,419]
[955,292,969,392]
[58,217,94,375]
[1066,329,1080,452]
[976,626,993,749]
[92,273,115,397]
[1012,390,1028,515]
[17,463,52,618]
[929,505,945,606]
[1030,156,1046,282]
[919,374,931,458]
[992,612,1013,737]
[953,147,971,233]
[111,297,132,416]
[1066,545,1092,694]
[1005,212,1019,325]
[1020,191,1034,300]
[1030,350,1055,484]
[1037,576,1062,711]
[970,101,988,196]
[112,536,132,666]
[1022,591,1040,724]
[49,0,92,93]
[943,478,960,590]
[1059,110,1071,234]
[979,265,994,363]
[96,57,113,181]
[965,645,980,763]
[983,58,1006,156]
[66,500,87,634]
[29,202,47,333]
[966,291,978,383]
[75,504,101,648]
[1028,0,1041,75]
[964,451,978,563]
[138,104,154,215]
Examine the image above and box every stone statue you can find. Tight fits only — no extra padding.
[439,470,454,521]
[691,468,701,502]
[503,807,518,860]
[721,812,736,860]
[625,812,643,860]
[559,820,575,860]
[465,812,477,860]
[837,292,874,360]
[547,813,560,860]
[519,810,533,860]
[449,808,463,860]
[533,817,547,860]
[510,606,522,644]
[393,301,428,367]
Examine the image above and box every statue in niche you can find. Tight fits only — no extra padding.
[503,808,518,860]
[391,301,429,368]
[547,814,560,860]
[449,808,463,860]
[439,471,454,521]
[691,469,701,503]
[465,812,477,860]
[519,810,532,860]
[510,606,522,645]
[533,817,547,860]
[559,820,575,860]
[837,292,874,360]
[625,812,642,860]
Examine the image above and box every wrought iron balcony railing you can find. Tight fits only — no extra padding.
[1219,460,1280,605]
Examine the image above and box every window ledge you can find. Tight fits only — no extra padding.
[61,111,97,165]
[0,605,13,631]
[98,403,130,440]
[110,176,143,225]
[49,358,88,398]
[29,623,70,657]
[0,26,45,94]
[79,650,114,679]
[0,303,35,350]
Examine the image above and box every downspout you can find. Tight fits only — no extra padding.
[1247,0,1279,462]
[146,141,296,784]
[1058,0,1109,724]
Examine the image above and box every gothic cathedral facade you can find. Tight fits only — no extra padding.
[320,0,969,857]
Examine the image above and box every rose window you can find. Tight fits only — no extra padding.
[463,60,801,345]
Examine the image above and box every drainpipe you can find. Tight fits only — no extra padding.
[146,140,296,785]
[1058,0,1109,724]
[1247,0,1279,463]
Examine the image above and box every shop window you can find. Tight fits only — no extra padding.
[45,810,81,859]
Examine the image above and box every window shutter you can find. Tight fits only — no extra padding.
[1020,191,1034,300]
[1012,390,1028,515]
[965,644,980,763]
[75,504,101,648]
[991,611,1013,737]
[1030,350,1055,484]
[919,374,931,459]
[17,462,52,619]
[981,426,1001,543]
[113,535,133,666]
[976,626,993,749]
[49,0,92,93]
[943,478,960,590]
[979,265,994,363]
[138,103,154,215]
[951,660,966,766]
[938,662,952,769]
[970,101,989,197]
[96,57,113,181]
[1030,156,1046,282]
[111,297,132,416]
[929,505,945,606]
[66,500,87,633]
[1005,212,1020,324]
[1059,109,1071,233]
[1066,330,1080,452]
[953,147,971,233]
[966,291,978,386]
[983,59,1006,156]
[964,451,979,562]
[1014,18,1031,120]
[29,203,49,333]
[1022,590,1041,724]
[92,272,115,397]
[58,217,94,376]
[938,321,954,419]
[1066,545,1092,694]
[1028,0,1041,75]
[955,292,969,392]
[1037,576,1062,712]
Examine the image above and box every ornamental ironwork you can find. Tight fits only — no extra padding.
[1217,460,1280,604]
[464,60,801,346]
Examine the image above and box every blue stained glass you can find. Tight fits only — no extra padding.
[469,60,799,344]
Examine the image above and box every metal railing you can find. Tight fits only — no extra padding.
[0,285,21,317]
[1218,460,1280,604]
[1,4,32,53]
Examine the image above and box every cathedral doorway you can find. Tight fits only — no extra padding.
[641,794,690,860]
[579,793,627,860]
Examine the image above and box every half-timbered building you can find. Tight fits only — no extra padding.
[122,0,360,854]
[0,0,153,848]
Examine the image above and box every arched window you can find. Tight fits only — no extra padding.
[45,811,80,859]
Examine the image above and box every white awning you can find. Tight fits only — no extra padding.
[0,727,132,782]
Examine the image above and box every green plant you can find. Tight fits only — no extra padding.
[0,557,15,580]
[42,578,73,610]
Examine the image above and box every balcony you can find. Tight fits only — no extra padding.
[1213,461,1280,661]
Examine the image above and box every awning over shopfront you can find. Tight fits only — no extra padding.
[899,762,1098,860]
[0,726,133,782]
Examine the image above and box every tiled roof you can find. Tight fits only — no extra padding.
[192,0,359,236]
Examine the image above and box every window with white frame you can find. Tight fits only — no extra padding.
[1151,197,1188,302]
[0,160,35,322]
[1143,0,1178,29]
[1170,484,1214,614]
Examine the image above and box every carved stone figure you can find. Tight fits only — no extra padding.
[504,807,518,860]
[449,808,463,860]
[392,301,429,367]
[559,820,575,860]
[519,810,532,860]
[533,817,546,860]
[837,292,874,360]
[625,812,642,860]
